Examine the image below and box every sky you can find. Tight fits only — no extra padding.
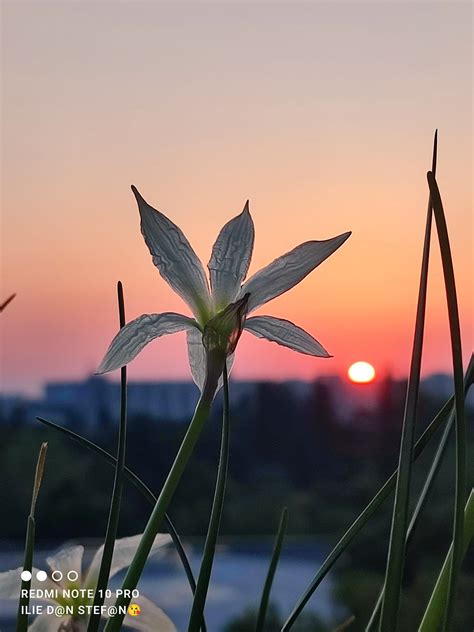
[1,1,472,395]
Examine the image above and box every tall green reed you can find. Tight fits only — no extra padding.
[87,282,127,632]
[425,172,465,631]
[16,442,47,632]
[378,131,438,632]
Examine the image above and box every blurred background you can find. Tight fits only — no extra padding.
[1,1,472,630]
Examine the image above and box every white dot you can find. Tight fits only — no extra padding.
[21,570,32,582]
[51,570,63,582]
[67,570,79,582]
[36,570,47,582]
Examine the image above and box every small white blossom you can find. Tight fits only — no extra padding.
[0,534,175,632]
[97,189,351,392]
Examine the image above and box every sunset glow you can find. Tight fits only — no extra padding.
[348,362,376,384]
[1,2,472,395]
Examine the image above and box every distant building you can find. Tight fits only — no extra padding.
[0,373,470,427]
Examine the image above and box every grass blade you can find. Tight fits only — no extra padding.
[378,131,437,632]
[281,353,474,632]
[426,172,465,631]
[87,282,128,632]
[256,506,288,632]
[0,293,16,312]
[35,416,202,618]
[187,364,231,632]
[16,442,48,632]
[418,489,474,631]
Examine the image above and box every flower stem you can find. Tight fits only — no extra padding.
[103,381,217,632]
[87,282,127,632]
[187,364,231,632]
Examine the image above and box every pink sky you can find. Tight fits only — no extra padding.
[1,2,472,395]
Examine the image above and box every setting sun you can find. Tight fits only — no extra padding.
[348,361,376,384]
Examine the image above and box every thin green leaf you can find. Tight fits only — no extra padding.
[35,416,202,620]
[418,489,474,631]
[378,131,437,632]
[426,172,466,631]
[87,282,128,632]
[256,507,288,632]
[16,442,48,632]
[281,353,474,632]
[187,364,231,632]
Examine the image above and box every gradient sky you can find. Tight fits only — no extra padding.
[1,1,472,395]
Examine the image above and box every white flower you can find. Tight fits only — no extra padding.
[0,534,176,632]
[97,188,351,392]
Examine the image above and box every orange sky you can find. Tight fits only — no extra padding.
[1,2,472,394]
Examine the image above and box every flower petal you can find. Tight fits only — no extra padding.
[132,186,211,322]
[96,313,199,374]
[47,545,84,588]
[28,614,71,631]
[0,568,55,599]
[239,233,351,312]
[186,327,207,392]
[186,328,234,393]
[244,315,331,357]
[122,595,177,632]
[207,201,255,309]
[84,534,171,589]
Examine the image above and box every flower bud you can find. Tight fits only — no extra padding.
[202,293,250,357]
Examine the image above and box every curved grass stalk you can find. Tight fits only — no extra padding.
[87,282,127,632]
[418,489,474,631]
[35,417,201,612]
[378,131,437,632]
[256,506,288,632]
[187,365,231,632]
[426,172,465,631]
[280,353,473,632]
[35,416,202,621]
[16,442,48,632]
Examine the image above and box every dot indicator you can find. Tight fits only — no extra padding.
[20,570,32,582]
[36,570,48,582]
[67,570,79,582]
[51,571,63,582]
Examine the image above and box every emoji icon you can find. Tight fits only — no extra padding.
[128,604,141,617]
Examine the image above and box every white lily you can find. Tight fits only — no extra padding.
[0,534,176,632]
[97,188,350,395]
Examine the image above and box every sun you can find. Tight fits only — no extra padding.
[348,361,376,384]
